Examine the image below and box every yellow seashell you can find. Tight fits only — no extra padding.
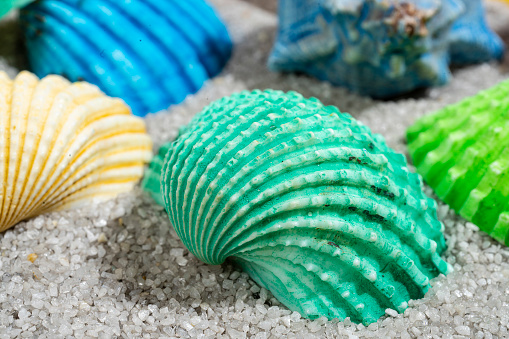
[0,71,153,232]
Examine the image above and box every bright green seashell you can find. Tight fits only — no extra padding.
[407,80,509,246]
[145,90,450,324]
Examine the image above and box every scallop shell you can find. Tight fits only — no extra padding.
[407,80,509,246]
[146,90,450,324]
[0,71,153,232]
[269,0,504,99]
[20,0,233,117]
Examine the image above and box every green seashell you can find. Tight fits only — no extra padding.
[0,0,33,18]
[407,80,509,246]
[145,90,450,324]
[143,142,173,207]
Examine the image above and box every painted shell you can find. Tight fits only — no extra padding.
[145,90,450,324]
[269,0,504,99]
[0,0,33,18]
[449,0,505,65]
[143,142,172,207]
[20,0,233,117]
[0,71,153,232]
[407,80,509,246]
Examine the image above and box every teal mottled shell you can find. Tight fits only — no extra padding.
[151,90,450,324]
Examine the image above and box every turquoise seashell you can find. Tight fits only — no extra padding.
[143,142,172,207]
[20,0,233,117]
[0,0,33,18]
[144,90,450,324]
[269,0,504,99]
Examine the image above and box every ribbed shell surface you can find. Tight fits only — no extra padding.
[407,80,509,246]
[20,0,233,117]
[158,90,450,324]
[269,0,503,99]
[0,71,153,232]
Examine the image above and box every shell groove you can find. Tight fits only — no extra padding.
[20,0,233,117]
[269,0,504,99]
[0,71,153,232]
[149,90,450,324]
[407,80,509,246]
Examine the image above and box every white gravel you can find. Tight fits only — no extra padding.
[1,1,509,338]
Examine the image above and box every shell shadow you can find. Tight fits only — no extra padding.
[497,26,509,73]
[0,14,29,71]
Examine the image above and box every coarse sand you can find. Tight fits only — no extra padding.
[1,1,509,338]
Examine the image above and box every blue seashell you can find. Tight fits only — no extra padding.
[20,0,233,116]
[269,0,504,99]
[448,0,505,65]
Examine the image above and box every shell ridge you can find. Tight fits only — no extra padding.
[3,73,38,226]
[409,83,509,165]
[190,113,348,259]
[214,167,429,259]
[12,91,118,217]
[18,103,94,215]
[232,256,337,320]
[40,153,149,212]
[244,243,401,314]
[0,73,14,228]
[22,0,233,116]
[22,7,133,101]
[459,149,509,232]
[85,0,188,104]
[24,15,106,89]
[226,217,433,294]
[198,122,438,264]
[200,137,438,260]
[418,118,500,187]
[25,2,157,114]
[8,77,68,224]
[240,254,352,320]
[197,142,390,258]
[168,0,232,73]
[178,106,282,256]
[23,31,69,81]
[236,253,367,322]
[434,123,509,210]
[26,133,151,214]
[5,88,79,224]
[126,0,210,90]
[55,1,170,109]
[148,0,225,77]
[215,188,442,276]
[21,117,149,217]
[168,102,248,248]
[109,0,207,91]
[193,110,360,260]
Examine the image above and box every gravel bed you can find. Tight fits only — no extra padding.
[1,1,509,338]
